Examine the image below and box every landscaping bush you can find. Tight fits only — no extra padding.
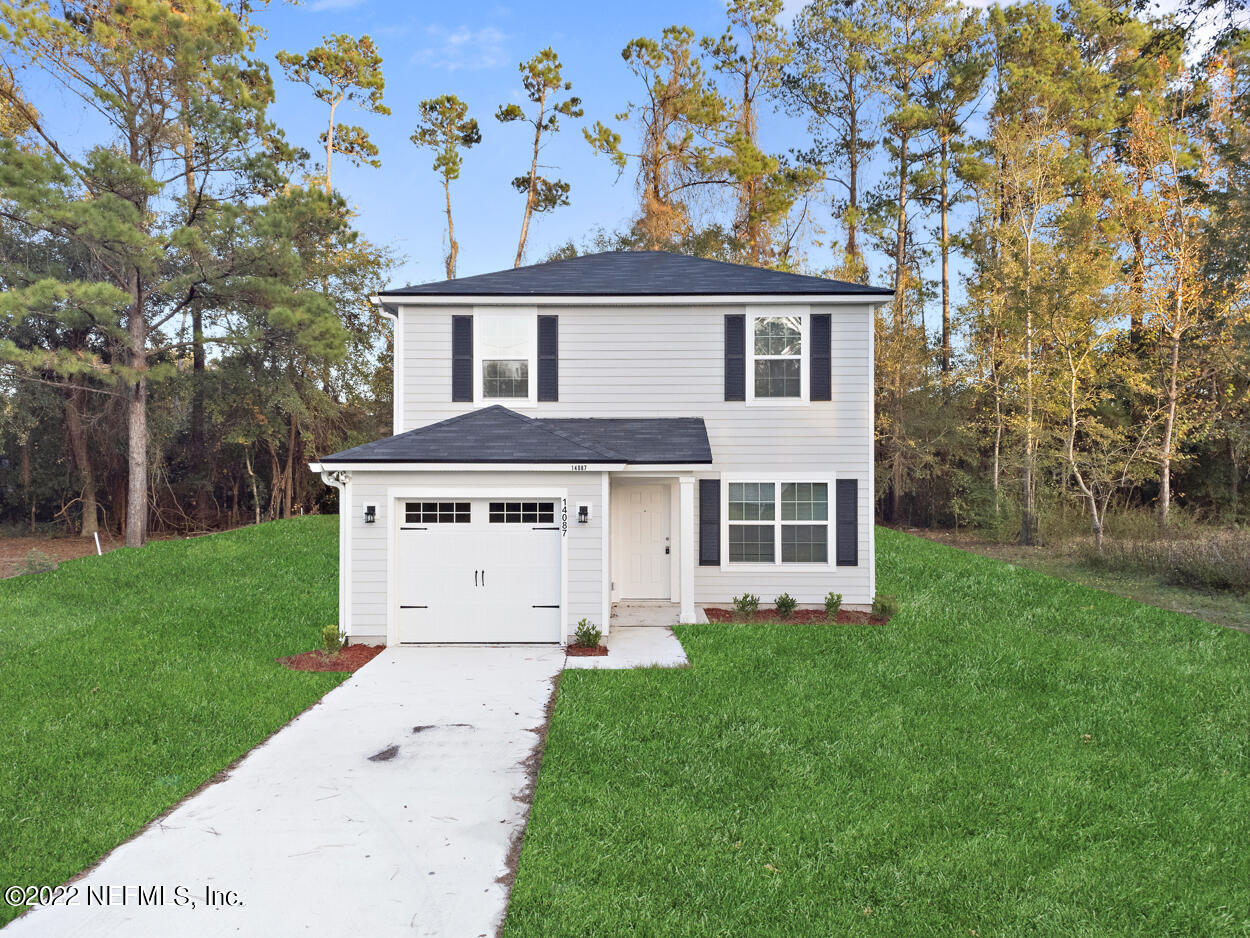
[573,618,602,648]
[824,591,842,621]
[322,623,343,654]
[17,549,56,575]
[872,593,899,618]
[774,593,797,620]
[731,593,760,620]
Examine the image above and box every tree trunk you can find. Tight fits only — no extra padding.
[939,136,951,374]
[64,380,98,536]
[190,306,213,527]
[845,73,861,273]
[244,447,261,526]
[1158,327,1181,532]
[515,91,546,267]
[20,433,31,530]
[125,269,148,548]
[890,129,910,522]
[444,179,458,279]
[282,413,297,519]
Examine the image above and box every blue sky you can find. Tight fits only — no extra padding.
[253,0,864,289]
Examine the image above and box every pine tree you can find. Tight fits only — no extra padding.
[496,48,582,267]
[277,34,390,194]
[411,95,481,279]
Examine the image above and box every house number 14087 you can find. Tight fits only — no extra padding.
[561,499,568,536]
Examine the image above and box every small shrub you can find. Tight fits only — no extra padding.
[872,593,899,619]
[824,591,843,621]
[322,624,344,655]
[17,549,57,575]
[573,618,602,648]
[774,592,797,620]
[732,593,760,620]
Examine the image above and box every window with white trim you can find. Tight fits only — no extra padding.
[476,312,535,402]
[727,481,829,563]
[752,315,802,399]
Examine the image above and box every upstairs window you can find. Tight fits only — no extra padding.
[751,314,804,400]
[476,312,535,402]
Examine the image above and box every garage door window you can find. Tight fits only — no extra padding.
[489,501,555,524]
[405,501,471,524]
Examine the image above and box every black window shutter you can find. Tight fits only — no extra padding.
[451,315,473,402]
[537,315,558,401]
[724,315,745,401]
[810,313,832,401]
[699,479,721,566]
[835,478,858,566]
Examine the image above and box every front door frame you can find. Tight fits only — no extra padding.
[610,479,674,601]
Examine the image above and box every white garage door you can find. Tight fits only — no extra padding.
[395,498,563,643]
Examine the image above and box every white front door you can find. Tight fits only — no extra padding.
[395,498,562,643]
[614,484,671,599]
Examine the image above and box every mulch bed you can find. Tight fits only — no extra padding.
[565,644,609,656]
[278,644,385,672]
[703,607,891,626]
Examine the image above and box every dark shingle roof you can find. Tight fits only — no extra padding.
[319,406,712,465]
[378,250,892,298]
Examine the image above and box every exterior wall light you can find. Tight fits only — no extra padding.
[577,504,590,524]
[363,504,376,524]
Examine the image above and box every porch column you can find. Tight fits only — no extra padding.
[679,475,695,623]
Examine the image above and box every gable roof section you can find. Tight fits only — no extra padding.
[319,406,713,465]
[378,250,893,298]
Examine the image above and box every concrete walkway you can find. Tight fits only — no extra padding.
[564,625,690,670]
[4,646,565,938]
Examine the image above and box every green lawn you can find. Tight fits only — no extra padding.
[0,517,346,925]
[505,527,1250,937]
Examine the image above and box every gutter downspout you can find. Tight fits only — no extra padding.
[318,466,351,641]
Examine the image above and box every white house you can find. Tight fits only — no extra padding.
[310,251,892,646]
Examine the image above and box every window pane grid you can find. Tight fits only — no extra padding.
[727,481,831,564]
[781,525,828,563]
[753,316,802,356]
[405,501,470,524]
[483,359,529,399]
[728,482,775,521]
[754,359,801,398]
[729,525,775,563]
[781,482,828,521]
[488,500,555,524]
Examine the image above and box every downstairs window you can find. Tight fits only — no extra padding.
[726,481,829,564]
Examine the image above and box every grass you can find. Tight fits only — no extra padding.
[918,531,1250,633]
[0,517,345,925]
[505,527,1250,937]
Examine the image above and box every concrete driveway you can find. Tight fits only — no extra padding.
[4,646,565,938]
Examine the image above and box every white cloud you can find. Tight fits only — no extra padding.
[412,25,509,71]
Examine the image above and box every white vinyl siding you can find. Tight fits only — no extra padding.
[391,301,875,605]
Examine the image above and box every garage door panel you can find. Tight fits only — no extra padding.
[396,498,562,643]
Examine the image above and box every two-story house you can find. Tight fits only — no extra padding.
[310,251,892,645]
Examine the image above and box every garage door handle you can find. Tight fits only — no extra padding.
[532,605,560,609]
[399,605,427,609]
[474,570,478,587]
[481,570,485,586]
